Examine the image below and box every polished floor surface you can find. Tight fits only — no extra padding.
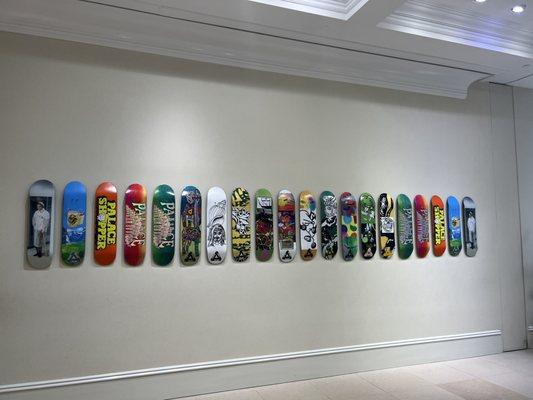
[181,349,533,400]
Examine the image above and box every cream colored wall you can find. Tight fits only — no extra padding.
[0,32,524,386]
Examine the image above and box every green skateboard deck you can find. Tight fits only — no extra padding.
[231,187,251,262]
[378,193,395,259]
[152,184,175,266]
[320,191,338,260]
[396,194,413,259]
[255,189,274,262]
[180,186,201,266]
[359,193,377,259]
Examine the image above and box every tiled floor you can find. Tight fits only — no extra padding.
[180,350,533,400]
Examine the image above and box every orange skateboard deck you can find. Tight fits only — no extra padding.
[430,195,446,257]
[94,182,118,266]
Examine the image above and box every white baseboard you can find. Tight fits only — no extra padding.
[0,330,502,400]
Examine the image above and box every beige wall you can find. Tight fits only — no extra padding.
[0,32,525,390]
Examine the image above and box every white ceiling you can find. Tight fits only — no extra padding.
[0,0,532,98]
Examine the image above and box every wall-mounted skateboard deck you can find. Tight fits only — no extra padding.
[446,196,462,256]
[180,186,202,266]
[27,179,55,269]
[340,192,357,261]
[299,191,317,261]
[430,195,446,257]
[278,190,296,262]
[320,191,338,260]
[124,183,147,266]
[61,181,87,266]
[359,192,377,259]
[462,197,477,257]
[206,187,227,265]
[414,194,430,258]
[152,184,175,266]
[255,189,273,262]
[378,193,395,259]
[396,194,413,259]
[94,182,118,266]
[231,187,251,262]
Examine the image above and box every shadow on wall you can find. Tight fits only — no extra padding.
[0,31,484,113]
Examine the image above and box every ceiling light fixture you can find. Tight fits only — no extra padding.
[474,0,486,3]
[511,4,526,13]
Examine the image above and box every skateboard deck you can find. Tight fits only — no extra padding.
[27,179,55,269]
[414,194,430,258]
[378,193,395,259]
[320,191,338,260]
[462,197,477,257]
[278,190,296,262]
[180,186,202,266]
[231,187,251,262]
[396,194,413,259]
[152,184,175,266]
[340,192,357,261]
[206,187,227,264]
[61,181,87,266]
[430,195,446,257]
[94,182,117,266]
[446,196,462,256]
[255,189,273,262]
[124,183,147,266]
[359,193,377,259]
[299,191,317,261]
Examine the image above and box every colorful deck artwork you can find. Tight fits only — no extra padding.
[278,190,296,262]
[180,186,201,266]
[231,187,251,262]
[340,192,357,261]
[255,189,274,262]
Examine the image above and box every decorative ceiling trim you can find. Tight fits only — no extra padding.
[247,0,370,20]
[0,0,490,98]
[379,0,533,59]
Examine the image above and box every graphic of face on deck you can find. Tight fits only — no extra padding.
[430,195,446,257]
[462,197,477,257]
[152,184,175,266]
[359,193,376,259]
[446,196,462,256]
[231,188,251,262]
[61,181,87,266]
[255,189,273,262]
[27,180,55,269]
[207,187,227,265]
[94,182,118,266]
[414,195,430,258]
[278,190,296,262]
[320,191,338,260]
[299,191,317,261]
[124,183,147,266]
[180,186,202,266]
[378,193,395,259]
[340,192,357,261]
[396,194,413,259]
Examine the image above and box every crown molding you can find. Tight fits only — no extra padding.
[379,0,533,59]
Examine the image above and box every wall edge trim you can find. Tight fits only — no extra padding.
[0,329,501,394]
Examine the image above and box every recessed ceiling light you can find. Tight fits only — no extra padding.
[511,4,526,13]
[474,0,486,3]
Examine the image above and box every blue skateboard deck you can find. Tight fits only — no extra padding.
[61,181,87,266]
[27,179,55,269]
[446,196,462,256]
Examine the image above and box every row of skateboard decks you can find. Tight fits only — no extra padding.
[26,180,478,269]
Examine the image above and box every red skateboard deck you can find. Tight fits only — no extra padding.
[124,183,147,266]
[94,182,118,266]
[414,195,430,258]
[430,195,446,257]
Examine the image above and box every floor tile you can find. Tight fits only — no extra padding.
[401,362,475,384]
[311,373,388,399]
[445,357,516,378]
[254,380,328,400]
[178,388,263,400]
[358,368,433,392]
[389,384,466,400]
[439,378,530,400]
[483,372,533,398]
